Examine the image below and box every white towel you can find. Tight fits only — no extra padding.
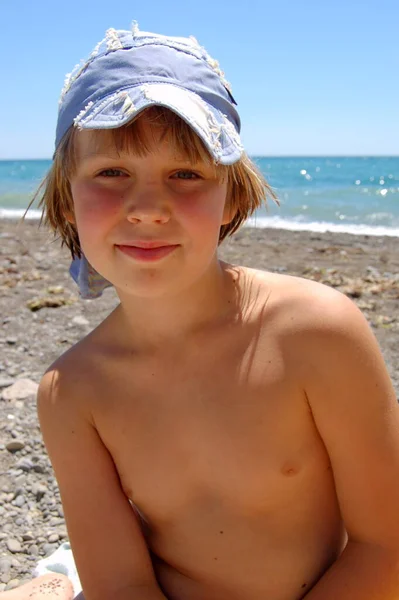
[32,542,82,598]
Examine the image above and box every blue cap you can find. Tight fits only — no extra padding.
[58,22,244,299]
[56,22,243,164]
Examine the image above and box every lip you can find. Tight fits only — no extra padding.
[116,243,179,262]
[118,240,177,249]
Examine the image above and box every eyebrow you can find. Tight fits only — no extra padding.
[80,152,202,166]
[80,152,122,162]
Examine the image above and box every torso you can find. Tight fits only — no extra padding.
[78,267,347,600]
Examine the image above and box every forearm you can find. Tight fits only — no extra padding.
[303,541,399,599]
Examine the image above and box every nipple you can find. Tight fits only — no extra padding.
[281,461,300,476]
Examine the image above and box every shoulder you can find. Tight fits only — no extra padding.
[242,266,394,404]
[241,265,361,327]
[38,331,105,424]
[38,306,125,424]
[240,266,376,366]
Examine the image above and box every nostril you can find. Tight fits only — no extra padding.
[126,208,171,224]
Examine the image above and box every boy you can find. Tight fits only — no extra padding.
[4,21,399,600]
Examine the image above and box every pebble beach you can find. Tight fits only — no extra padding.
[0,219,398,592]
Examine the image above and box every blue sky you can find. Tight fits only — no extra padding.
[2,0,398,159]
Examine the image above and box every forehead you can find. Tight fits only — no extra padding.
[70,107,219,172]
[75,121,174,158]
[74,119,213,169]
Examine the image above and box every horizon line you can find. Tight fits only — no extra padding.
[1,154,399,161]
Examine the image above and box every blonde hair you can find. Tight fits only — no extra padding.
[29,107,278,258]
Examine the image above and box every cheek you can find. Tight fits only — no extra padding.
[177,187,227,233]
[71,182,122,237]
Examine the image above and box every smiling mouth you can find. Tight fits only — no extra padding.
[116,244,179,262]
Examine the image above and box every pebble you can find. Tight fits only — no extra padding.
[6,539,22,553]
[1,379,39,401]
[0,378,15,389]
[13,495,26,507]
[5,579,20,590]
[15,458,34,472]
[28,544,39,556]
[0,558,12,574]
[6,441,25,452]
[71,315,89,327]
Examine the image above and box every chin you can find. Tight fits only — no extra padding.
[113,272,186,300]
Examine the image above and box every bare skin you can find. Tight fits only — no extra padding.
[0,573,74,599]
[3,267,351,600]
[94,269,347,600]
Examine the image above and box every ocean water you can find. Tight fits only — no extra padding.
[1,156,399,236]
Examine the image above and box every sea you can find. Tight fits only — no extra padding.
[1,156,399,237]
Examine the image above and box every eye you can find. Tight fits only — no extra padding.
[172,170,201,180]
[98,168,126,177]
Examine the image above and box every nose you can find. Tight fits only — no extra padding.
[125,187,171,225]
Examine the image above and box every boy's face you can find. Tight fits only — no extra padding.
[68,118,232,298]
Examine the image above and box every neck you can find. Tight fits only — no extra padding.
[114,259,242,352]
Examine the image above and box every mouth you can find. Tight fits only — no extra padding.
[115,243,180,262]
[119,240,177,249]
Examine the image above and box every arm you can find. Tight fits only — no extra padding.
[298,288,399,599]
[37,363,168,600]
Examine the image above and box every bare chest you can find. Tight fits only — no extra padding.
[92,337,333,524]
[91,337,345,599]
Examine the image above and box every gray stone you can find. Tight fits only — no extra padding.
[5,579,20,590]
[0,558,12,575]
[15,458,34,472]
[33,483,47,501]
[10,558,21,568]
[28,544,39,556]
[5,441,25,453]
[0,378,15,389]
[6,539,22,553]
[49,517,65,526]
[32,463,46,474]
[72,315,89,327]
[12,487,24,500]
[13,495,26,508]
[1,379,38,401]
[42,543,58,556]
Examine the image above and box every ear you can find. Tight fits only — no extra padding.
[64,209,76,225]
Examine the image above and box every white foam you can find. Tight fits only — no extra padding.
[0,208,41,220]
[245,216,399,237]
